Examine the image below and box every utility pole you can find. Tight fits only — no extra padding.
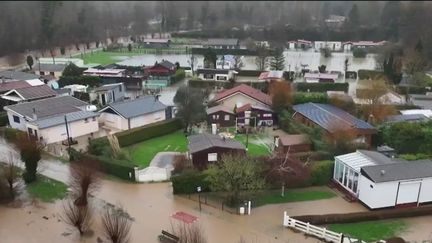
[64,115,72,160]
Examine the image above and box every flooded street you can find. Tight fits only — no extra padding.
[117,50,377,73]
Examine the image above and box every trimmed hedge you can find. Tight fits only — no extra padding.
[294,204,432,225]
[310,160,334,186]
[295,83,348,93]
[358,69,385,80]
[85,154,136,181]
[171,170,210,194]
[0,112,8,127]
[237,70,264,77]
[116,119,183,147]
[293,92,329,104]
[87,137,113,157]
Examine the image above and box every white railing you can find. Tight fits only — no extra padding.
[283,211,343,243]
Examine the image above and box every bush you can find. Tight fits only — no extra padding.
[353,48,367,58]
[116,119,183,147]
[62,63,84,77]
[237,70,264,76]
[3,128,26,143]
[358,69,385,80]
[58,76,102,88]
[172,69,185,84]
[0,112,9,127]
[173,154,188,174]
[85,154,136,181]
[293,92,328,104]
[309,160,334,186]
[171,170,210,194]
[295,83,348,93]
[399,153,431,161]
[87,138,113,157]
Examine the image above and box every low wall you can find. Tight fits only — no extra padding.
[135,166,172,182]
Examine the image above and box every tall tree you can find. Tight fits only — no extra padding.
[270,48,285,71]
[26,55,34,70]
[347,4,359,27]
[174,86,206,133]
[380,1,401,41]
[268,82,292,113]
[17,135,43,183]
[254,43,270,71]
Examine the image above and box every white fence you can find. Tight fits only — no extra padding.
[134,166,171,182]
[283,211,343,243]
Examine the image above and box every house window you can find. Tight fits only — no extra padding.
[119,84,122,92]
[50,72,55,76]
[208,153,217,162]
[212,115,217,120]
[263,113,272,118]
[13,115,20,123]
[216,75,227,81]
[224,115,230,121]
[40,71,45,75]
[203,74,214,79]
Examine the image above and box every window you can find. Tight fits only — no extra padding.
[13,115,20,123]
[263,113,272,118]
[208,153,217,162]
[119,84,122,92]
[203,74,214,79]
[212,115,217,120]
[216,75,227,81]
[50,72,55,76]
[224,115,230,121]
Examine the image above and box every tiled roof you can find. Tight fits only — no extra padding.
[292,102,375,132]
[94,83,122,92]
[100,96,166,119]
[4,96,88,119]
[37,63,67,72]
[188,133,245,154]
[31,110,99,129]
[8,85,57,100]
[0,80,32,93]
[213,84,272,106]
[0,70,41,80]
[385,114,429,123]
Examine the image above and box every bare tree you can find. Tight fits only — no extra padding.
[1,153,22,199]
[102,205,132,243]
[171,221,207,243]
[69,159,101,206]
[60,199,93,236]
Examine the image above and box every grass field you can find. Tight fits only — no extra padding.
[329,220,407,242]
[234,134,271,157]
[79,51,143,65]
[26,176,68,203]
[127,130,188,168]
[253,189,336,207]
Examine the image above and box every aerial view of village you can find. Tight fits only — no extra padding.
[1,1,432,243]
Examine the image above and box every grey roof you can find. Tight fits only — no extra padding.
[409,94,432,109]
[94,83,122,92]
[100,96,166,119]
[55,88,71,95]
[357,150,397,165]
[385,114,429,123]
[159,60,176,70]
[4,96,88,119]
[361,160,432,183]
[377,145,396,153]
[204,38,239,46]
[8,85,57,100]
[188,133,246,154]
[197,69,229,75]
[206,105,234,115]
[31,110,98,129]
[292,102,375,132]
[37,63,67,72]
[0,70,41,80]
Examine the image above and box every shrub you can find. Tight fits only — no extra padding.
[309,160,334,186]
[87,138,113,157]
[399,153,431,161]
[353,48,367,58]
[173,154,188,174]
[3,128,26,143]
[85,154,136,181]
[116,119,183,147]
[0,112,9,127]
[395,85,428,95]
[292,92,328,104]
[172,69,186,83]
[171,170,210,194]
[295,83,348,93]
[321,48,331,58]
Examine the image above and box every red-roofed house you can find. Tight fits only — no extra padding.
[212,84,272,111]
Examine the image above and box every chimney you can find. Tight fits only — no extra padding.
[380,170,386,176]
[32,108,37,120]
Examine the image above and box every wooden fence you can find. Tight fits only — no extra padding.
[283,211,343,243]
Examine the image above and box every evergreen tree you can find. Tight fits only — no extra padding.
[348,4,359,27]
[270,48,285,71]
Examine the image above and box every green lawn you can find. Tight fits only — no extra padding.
[254,189,336,206]
[79,51,143,65]
[127,130,188,168]
[234,134,271,157]
[26,176,68,203]
[329,220,407,242]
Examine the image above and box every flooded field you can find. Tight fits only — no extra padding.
[117,50,377,73]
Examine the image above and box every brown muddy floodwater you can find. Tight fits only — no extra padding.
[1,180,430,243]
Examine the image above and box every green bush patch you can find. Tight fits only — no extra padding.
[26,176,68,203]
[171,170,210,194]
[329,220,407,242]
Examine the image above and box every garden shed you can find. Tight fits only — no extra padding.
[334,150,432,209]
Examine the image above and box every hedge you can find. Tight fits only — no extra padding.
[293,204,432,225]
[293,92,329,104]
[58,76,102,88]
[172,69,186,83]
[171,170,210,194]
[191,48,257,56]
[0,112,8,127]
[237,70,264,77]
[85,154,136,181]
[3,128,26,142]
[116,119,183,147]
[309,160,334,186]
[295,83,348,93]
[358,69,385,80]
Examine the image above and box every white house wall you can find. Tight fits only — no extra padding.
[217,93,269,110]
[99,112,128,130]
[7,111,27,131]
[418,178,432,203]
[357,175,399,209]
[36,117,99,144]
[129,110,166,129]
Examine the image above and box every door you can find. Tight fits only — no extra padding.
[101,93,106,106]
[396,181,421,205]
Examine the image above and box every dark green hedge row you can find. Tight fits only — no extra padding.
[58,76,102,88]
[0,112,8,127]
[191,48,257,56]
[357,69,385,80]
[396,85,428,95]
[171,170,210,194]
[295,83,348,93]
[292,92,329,104]
[237,70,264,77]
[116,119,183,147]
[85,154,136,181]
